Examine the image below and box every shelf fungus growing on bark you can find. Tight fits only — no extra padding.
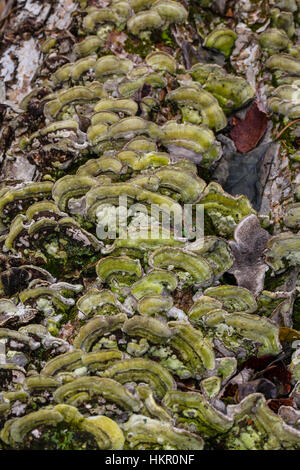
[204,28,237,58]
[0,405,125,449]
[0,0,300,452]
[268,83,300,119]
[264,233,300,272]
[259,28,291,53]
[166,86,227,131]
[122,414,204,449]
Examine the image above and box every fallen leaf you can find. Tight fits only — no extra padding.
[263,362,292,395]
[279,327,300,343]
[241,357,291,395]
[237,378,278,400]
[230,102,268,154]
[267,397,294,414]
[222,383,239,403]
[241,355,276,372]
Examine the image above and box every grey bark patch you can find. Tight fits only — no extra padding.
[222,142,275,211]
[229,214,270,296]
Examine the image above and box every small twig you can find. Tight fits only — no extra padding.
[177,382,202,393]
[0,0,14,21]
[0,0,15,30]
[64,29,76,43]
[275,118,300,141]
[251,347,292,380]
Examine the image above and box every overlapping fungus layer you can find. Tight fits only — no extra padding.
[0,0,300,450]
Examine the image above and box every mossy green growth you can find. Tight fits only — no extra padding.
[22,423,98,450]
[40,236,99,278]
[160,28,175,48]
[124,37,153,58]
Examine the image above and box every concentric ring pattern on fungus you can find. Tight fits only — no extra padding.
[0,0,300,450]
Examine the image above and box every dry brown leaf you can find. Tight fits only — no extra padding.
[279,327,300,343]
[230,102,268,154]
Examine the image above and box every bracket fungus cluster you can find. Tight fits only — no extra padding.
[0,0,299,451]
